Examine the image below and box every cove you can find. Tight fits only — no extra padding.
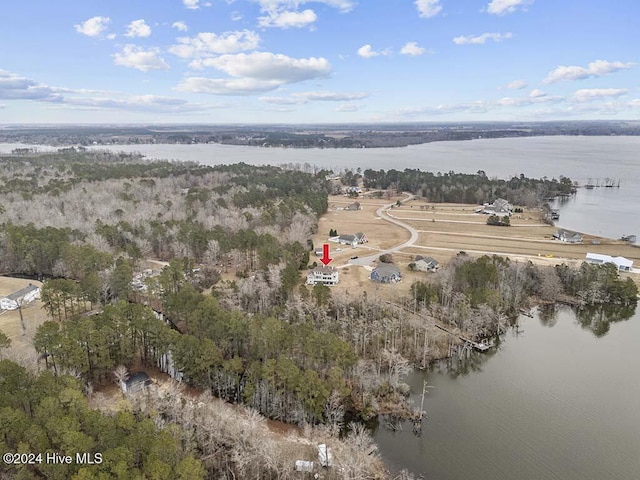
[373,306,640,480]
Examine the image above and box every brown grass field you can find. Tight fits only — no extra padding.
[0,276,46,353]
[308,195,640,299]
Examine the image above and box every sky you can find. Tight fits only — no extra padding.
[0,0,639,124]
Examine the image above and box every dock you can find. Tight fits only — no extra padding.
[434,324,491,351]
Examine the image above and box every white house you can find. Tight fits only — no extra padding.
[480,198,512,216]
[306,266,339,286]
[554,229,583,243]
[414,256,439,272]
[0,284,40,311]
[585,253,633,271]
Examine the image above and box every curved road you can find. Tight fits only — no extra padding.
[349,193,418,266]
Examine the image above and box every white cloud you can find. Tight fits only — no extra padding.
[178,52,331,95]
[183,0,200,9]
[0,69,211,113]
[573,88,628,102]
[259,90,367,104]
[337,103,359,112]
[495,90,562,107]
[503,79,527,90]
[400,41,427,56]
[170,30,261,58]
[125,19,152,38]
[192,52,331,83]
[113,45,170,72]
[176,77,283,95]
[296,91,368,101]
[0,70,62,102]
[357,44,390,58]
[544,60,636,84]
[172,21,188,32]
[65,94,210,113]
[259,9,318,28]
[453,32,513,45]
[487,0,533,15]
[415,0,442,18]
[259,96,306,105]
[398,101,488,116]
[252,0,355,14]
[231,11,243,21]
[74,16,111,37]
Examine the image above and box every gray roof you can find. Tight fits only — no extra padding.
[7,284,39,301]
[373,264,401,277]
[418,256,439,265]
[338,234,356,242]
[311,266,337,274]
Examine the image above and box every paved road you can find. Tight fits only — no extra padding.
[349,193,418,266]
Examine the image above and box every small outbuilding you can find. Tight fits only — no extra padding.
[121,371,152,394]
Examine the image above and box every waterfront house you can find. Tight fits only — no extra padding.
[370,264,402,283]
[306,266,339,286]
[481,198,513,216]
[553,229,583,243]
[585,253,633,271]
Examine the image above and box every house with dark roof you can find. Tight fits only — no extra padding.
[337,234,358,247]
[0,284,40,311]
[306,266,339,286]
[121,371,152,394]
[345,201,361,211]
[370,264,402,283]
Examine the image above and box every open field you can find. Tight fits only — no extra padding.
[0,276,46,352]
[312,194,410,264]
[309,196,640,299]
[395,200,640,264]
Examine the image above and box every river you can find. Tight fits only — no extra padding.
[3,135,637,240]
[374,307,640,480]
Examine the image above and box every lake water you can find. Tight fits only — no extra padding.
[374,307,640,480]
[2,136,640,478]
[4,136,634,239]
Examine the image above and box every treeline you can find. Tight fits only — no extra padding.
[0,152,329,275]
[296,255,638,378]
[0,360,206,480]
[0,359,386,480]
[361,168,575,206]
[34,294,354,425]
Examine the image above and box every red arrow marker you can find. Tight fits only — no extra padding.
[320,243,333,266]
